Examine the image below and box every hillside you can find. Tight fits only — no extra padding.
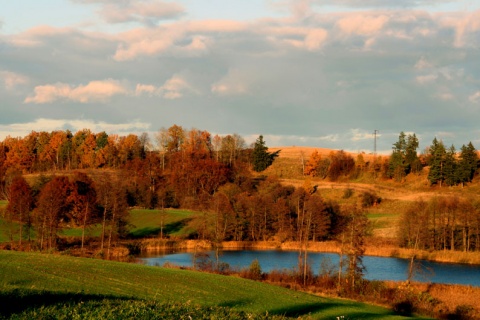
[0,250,418,319]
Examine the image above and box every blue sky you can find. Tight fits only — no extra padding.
[1,0,480,153]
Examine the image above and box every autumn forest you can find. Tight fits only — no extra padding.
[1,126,480,255]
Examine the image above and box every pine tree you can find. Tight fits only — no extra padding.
[406,133,421,173]
[443,145,457,186]
[388,132,407,181]
[252,135,280,172]
[428,138,446,186]
[388,132,421,181]
[457,142,479,186]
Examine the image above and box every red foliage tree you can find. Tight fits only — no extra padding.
[69,172,97,249]
[6,176,34,247]
[34,176,71,250]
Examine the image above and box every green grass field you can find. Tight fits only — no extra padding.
[0,250,425,319]
[128,208,194,238]
[0,208,196,243]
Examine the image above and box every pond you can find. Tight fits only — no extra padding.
[138,249,480,287]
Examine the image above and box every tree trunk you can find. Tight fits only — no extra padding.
[81,202,89,250]
[101,206,107,251]
[107,207,116,260]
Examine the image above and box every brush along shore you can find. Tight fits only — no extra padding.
[135,239,480,265]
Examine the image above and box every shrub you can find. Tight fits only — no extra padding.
[193,252,214,271]
[265,269,295,283]
[248,259,263,280]
[448,305,474,320]
[342,188,354,199]
[393,300,414,316]
[125,241,143,256]
[361,192,381,208]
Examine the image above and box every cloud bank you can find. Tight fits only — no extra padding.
[0,1,479,152]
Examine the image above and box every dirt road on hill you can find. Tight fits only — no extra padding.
[279,179,437,201]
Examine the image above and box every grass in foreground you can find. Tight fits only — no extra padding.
[0,250,424,319]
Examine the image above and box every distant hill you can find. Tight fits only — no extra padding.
[269,146,377,162]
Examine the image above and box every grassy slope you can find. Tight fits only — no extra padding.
[59,208,194,238]
[0,208,195,242]
[0,250,421,320]
[128,208,194,238]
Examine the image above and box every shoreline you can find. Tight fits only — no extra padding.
[137,239,480,265]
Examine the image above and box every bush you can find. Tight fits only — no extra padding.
[342,188,354,199]
[125,241,143,256]
[361,192,381,208]
[265,269,295,283]
[448,305,474,320]
[393,300,414,316]
[193,252,213,271]
[248,259,263,280]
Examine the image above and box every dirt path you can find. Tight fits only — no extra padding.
[279,179,437,201]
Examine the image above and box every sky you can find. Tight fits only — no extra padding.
[1,0,480,154]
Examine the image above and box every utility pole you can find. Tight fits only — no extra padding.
[373,130,379,179]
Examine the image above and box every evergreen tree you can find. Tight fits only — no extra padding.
[388,132,417,181]
[388,151,406,181]
[443,145,457,186]
[457,142,479,186]
[251,135,280,172]
[405,133,421,173]
[428,138,446,186]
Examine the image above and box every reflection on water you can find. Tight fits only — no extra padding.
[138,249,480,287]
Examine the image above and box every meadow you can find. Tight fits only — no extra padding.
[0,250,423,320]
[0,207,194,244]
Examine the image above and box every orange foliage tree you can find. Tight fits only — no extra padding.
[6,175,34,246]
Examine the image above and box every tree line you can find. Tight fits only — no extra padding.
[399,196,480,252]
[303,131,479,186]
[1,126,361,252]
[4,172,128,257]
[1,126,479,254]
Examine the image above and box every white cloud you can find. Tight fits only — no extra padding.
[469,91,480,103]
[313,0,455,8]
[335,14,389,36]
[416,74,438,84]
[2,1,480,153]
[243,133,340,147]
[74,0,184,25]
[291,28,328,50]
[211,69,249,96]
[8,25,74,47]
[350,129,374,141]
[438,10,480,47]
[24,79,129,104]
[135,84,157,96]
[414,56,434,70]
[136,75,193,99]
[112,26,175,61]
[0,118,150,140]
[0,70,29,90]
[436,90,454,101]
[113,20,243,61]
[211,83,247,95]
[160,75,190,99]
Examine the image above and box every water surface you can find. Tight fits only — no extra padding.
[139,249,480,286]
